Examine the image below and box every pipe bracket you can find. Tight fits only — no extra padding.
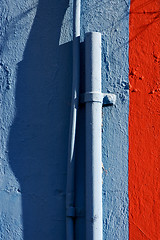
[102,93,116,106]
[80,92,116,106]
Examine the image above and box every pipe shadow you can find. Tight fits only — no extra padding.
[8,0,73,239]
[129,1,160,42]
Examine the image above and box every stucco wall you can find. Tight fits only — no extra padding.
[0,1,72,239]
[129,1,160,239]
[0,0,130,239]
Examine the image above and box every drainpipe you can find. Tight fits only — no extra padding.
[85,32,103,240]
[78,32,116,239]
[66,3,116,239]
[84,32,116,240]
[66,0,80,240]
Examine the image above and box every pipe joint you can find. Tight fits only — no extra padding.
[66,207,76,217]
[66,207,85,217]
[80,92,116,106]
[81,92,103,103]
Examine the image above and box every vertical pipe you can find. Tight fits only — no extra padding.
[66,1,80,240]
[73,0,80,38]
[85,32,103,240]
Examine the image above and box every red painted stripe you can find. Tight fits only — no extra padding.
[129,1,160,239]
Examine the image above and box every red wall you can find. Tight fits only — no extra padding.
[129,0,160,239]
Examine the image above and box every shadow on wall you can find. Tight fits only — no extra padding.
[129,0,160,42]
[8,0,73,239]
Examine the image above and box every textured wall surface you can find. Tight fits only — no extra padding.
[0,0,73,239]
[129,1,160,239]
[0,0,130,239]
[80,0,130,239]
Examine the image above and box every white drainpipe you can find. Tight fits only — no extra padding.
[85,32,103,240]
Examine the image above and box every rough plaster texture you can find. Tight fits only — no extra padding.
[129,1,160,239]
[0,0,72,239]
[81,0,130,239]
[0,0,130,239]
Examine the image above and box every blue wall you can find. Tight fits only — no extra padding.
[0,0,130,239]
